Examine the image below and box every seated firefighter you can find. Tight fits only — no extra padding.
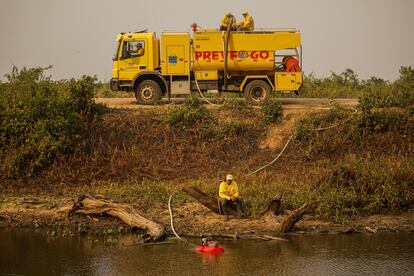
[237,11,254,31]
[220,12,237,31]
[218,174,245,221]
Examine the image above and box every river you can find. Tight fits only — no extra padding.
[0,229,413,275]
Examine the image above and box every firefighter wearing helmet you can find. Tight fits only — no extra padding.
[218,174,245,221]
[237,11,254,31]
[220,12,237,31]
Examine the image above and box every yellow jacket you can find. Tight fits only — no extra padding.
[219,181,239,200]
[239,15,254,31]
[220,14,237,28]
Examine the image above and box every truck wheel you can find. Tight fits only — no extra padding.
[243,80,272,104]
[135,80,162,105]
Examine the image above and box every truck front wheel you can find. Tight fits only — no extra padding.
[243,80,272,104]
[135,80,162,105]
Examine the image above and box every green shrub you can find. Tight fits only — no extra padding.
[313,158,414,221]
[260,99,282,123]
[220,97,252,111]
[183,96,202,109]
[358,110,413,134]
[300,69,364,98]
[0,66,98,177]
[162,97,211,127]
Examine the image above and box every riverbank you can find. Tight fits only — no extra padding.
[1,191,413,241]
[1,67,413,241]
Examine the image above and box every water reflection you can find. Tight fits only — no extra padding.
[0,229,413,275]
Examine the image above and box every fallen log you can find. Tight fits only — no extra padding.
[182,186,308,233]
[278,203,309,233]
[69,195,166,242]
[183,187,285,217]
[182,187,220,214]
[262,235,289,242]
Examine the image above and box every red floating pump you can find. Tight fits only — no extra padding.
[196,245,224,254]
[196,240,224,253]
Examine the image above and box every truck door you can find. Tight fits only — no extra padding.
[166,45,186,75]
[118,39,148,81]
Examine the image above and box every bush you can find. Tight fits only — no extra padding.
[313,157,414,221]
[0,66,98,177]
[162,97,211,127]
[220,97,252,111]
[260,99,282,123]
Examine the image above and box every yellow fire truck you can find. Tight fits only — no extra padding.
[110,28,303,104]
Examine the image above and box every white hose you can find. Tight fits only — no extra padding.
[190,40,218,106]
[246,134,293,176]
[194,76,219,106]
[168,192,184,241]
[245,108,357,176]
[310,109,357,131]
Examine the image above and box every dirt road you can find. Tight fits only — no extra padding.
[95,97,358,109]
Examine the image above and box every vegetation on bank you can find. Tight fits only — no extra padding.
[278,66,414,102]
[0,67,99,177]
[0,66,413,223]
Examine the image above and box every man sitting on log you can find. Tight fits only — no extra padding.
[219,174,245,221]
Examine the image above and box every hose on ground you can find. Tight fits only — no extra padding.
[168,191,184,241]
[245,134,293,176]
[245,108,357,176]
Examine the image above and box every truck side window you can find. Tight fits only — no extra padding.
[122,41,145,59]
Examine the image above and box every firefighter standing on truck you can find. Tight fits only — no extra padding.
[220,12,237,31]
[219,174,245,221]
[237,11,254,31]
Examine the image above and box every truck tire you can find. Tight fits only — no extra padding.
[243,80,272,104]
[135,80,162,105]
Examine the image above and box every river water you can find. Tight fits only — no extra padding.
[0,229,413,275]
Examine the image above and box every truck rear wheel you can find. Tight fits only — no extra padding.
[243,80,272,104]
[135,80,162,105]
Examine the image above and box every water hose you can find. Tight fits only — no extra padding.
[223,18,233,90]
[168,192,184,241]
[246,108,357,175]
[191,40,218,106]
[245,134,293,176]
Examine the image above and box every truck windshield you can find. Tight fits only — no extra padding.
[112,41,121,61]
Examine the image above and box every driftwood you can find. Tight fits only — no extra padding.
[182,187,220,213]
[182,187,240,215]
[183,187,282,217]
[262,235,289,241]
[69,195,166,242]
[278,203,309,233]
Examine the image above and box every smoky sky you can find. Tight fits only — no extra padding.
[0,0,413,81]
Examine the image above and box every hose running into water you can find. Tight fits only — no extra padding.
[168,191,184,241]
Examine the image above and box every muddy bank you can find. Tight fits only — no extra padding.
[1,195,413,241]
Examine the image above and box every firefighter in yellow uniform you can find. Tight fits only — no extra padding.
[237,11,254,31]
[220,12,237,31]
[219,174,245,221]
[136,43,144,56]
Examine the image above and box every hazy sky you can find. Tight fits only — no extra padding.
[1,0,413,81]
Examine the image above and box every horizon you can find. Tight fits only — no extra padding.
[1,0,413,81]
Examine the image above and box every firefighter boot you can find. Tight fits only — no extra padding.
[220,199,230,221]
